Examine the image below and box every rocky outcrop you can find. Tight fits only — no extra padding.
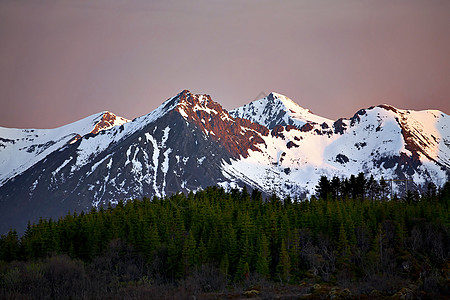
[174,90,268,158]
[90,112,129,135]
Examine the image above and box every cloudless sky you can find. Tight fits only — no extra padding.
[0,0,449,128]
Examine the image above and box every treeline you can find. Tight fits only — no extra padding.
[315,173,441,201]
[0,177,449,298]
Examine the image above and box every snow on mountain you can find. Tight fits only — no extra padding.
[383,105,450,167]
[88,111,129,135]
[0,90,251,233]
[0,89,449,234]
[0,111,129,185]
[223,104,450,198]
[229,92,332,129]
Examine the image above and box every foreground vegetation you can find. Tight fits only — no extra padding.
[1,176,449,299]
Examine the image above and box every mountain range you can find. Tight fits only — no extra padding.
[1,90,449,234]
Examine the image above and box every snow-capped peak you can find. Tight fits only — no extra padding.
[0,111,129,185]
[167,89,230,121]
[267,92,306,111]
[230,92,332,129]
[90,111,129,135]
[138,89,217,120]
[371,104,450,166]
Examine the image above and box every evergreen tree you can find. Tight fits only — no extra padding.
[355,172,366,199]
[337,222,350,258]
[276,239,290,282]
[316,175,331,200]
[0,229,20,262]
[255,233,270,278]
[380,177,389,200]
[366,175,380,200]
[330,176,341,199]
[182,231,197,276]
[1,176,448,294]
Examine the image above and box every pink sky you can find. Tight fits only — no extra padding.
[0,0,449,128]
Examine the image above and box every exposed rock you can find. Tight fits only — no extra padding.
[394,112,439,165]
[285,125,297,131]
[336,154,350,164]
[91,112,127,135]
[300,123,314,132]
[271,125,286,139]
[354,142,367,150]
[375,152,422,176]
[68,134,82,145]
[333,118,347,134]
[286,141,299,149]
[174,90,268,158]
[378,104,398,113]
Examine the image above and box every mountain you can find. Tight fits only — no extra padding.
[0,90,449,234]
[0,111,129,186]
[229,92,331,129]
[226,101,449,198]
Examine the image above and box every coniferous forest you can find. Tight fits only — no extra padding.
[0,175,449,299]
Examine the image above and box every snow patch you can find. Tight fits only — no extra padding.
[197,156,206,165]
[52,156,73,177]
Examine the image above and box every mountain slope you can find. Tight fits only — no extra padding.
[229,92,331,129]
[0,111,128,185]
[0,90,448,234]
[0,90,266,233]
[224,103,449,198]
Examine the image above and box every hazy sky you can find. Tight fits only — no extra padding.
[0,0,449,128]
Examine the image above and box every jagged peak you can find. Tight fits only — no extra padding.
[177,89,213,106]
[266,92,318,116]
[230,92,332,129]
[90,111,129,135]
[170,90,229,121]
[157,90,216,111]
[267,91,303,107]
[240,91,321,119]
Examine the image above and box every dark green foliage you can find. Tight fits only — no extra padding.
[0,179,449,298]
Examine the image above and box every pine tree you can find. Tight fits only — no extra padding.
[316,175,331,200]
[331,176,341,199]
[380,177,388,200]
[182,231,197,276]
[235,234,251,281]
[288,229,301,278]
[356,172,367,199]
[143,224,160,261]
[0,229,20,261]
[255,233,270,278]
[197,238,207,265]
[366,175,380,200]
[370,224,386,272]
[276,239,290,282]
[337,222,350,258]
